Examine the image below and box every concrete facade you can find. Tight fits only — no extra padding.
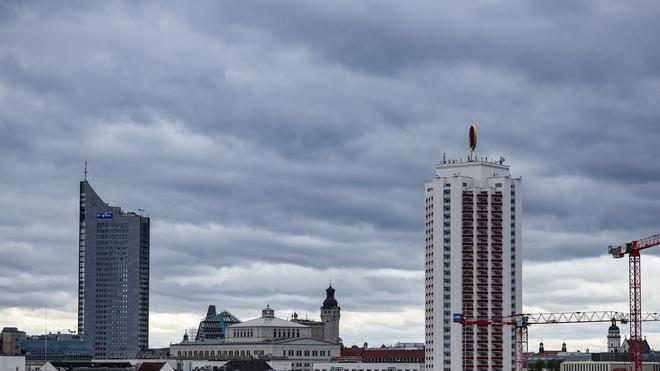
[425,158,522,371]
[78,180,150,358]
[0,356,25,371]
[171,307,340,371]
[1,329,27,355]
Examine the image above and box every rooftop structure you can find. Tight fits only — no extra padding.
[195,307,241,341]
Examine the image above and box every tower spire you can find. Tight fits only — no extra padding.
[84,161,87,181]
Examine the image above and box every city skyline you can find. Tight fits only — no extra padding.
[1,0,660,355]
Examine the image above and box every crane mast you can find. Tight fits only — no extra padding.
[609,233,660,371]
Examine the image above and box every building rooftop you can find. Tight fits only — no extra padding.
[229,306,307,329]
[340,346,425,362]
[195,306,241,341]
[136,362,167,371]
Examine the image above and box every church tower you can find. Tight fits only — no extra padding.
[321,285,341,344]
[608,319,621,352]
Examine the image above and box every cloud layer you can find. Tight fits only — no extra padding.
[1,0,660,349]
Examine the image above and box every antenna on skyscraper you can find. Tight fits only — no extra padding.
[468,124,477,161]
[84,161,88,181]
[45,304,48,362]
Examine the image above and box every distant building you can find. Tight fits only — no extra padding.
[195,307,241,341]
[171,305,340,371]
[338,345,424,364]
[387,343,425,350]
[291,285,341,344]
[561,362,660,371]
[21,333,92,361]
[527,350,592,364]
[134,348,171,360]
[37,360,135,371]
[313,362,423,371]
[621,338,652,354]
[1,328,27,355]
[180,360,275,371]
[78,180,150,358]
[324,345,425,371]
[425,150,522,371]
[0,355,25,371]
[608,320,621,353]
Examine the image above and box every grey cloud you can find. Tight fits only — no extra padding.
[1,0,660,347]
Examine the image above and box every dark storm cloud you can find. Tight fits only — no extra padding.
[1,0,660,346]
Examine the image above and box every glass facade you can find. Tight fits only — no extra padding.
[77,181,149,358]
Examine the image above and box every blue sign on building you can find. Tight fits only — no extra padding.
[96,212,113,220]
[453,313,463,323]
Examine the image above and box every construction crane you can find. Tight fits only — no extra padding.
[609,233,660,371]
[455,311,660,371]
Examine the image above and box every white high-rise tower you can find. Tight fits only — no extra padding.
[425,127,522,371]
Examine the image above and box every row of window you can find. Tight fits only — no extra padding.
[176,348,332,358]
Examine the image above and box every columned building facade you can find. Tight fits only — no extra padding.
[425,158,522,371]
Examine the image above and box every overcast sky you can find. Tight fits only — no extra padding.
[1,0,660,352]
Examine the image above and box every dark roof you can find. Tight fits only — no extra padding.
[322,285,339,309]
[218,360,273,371]
[49,361,134,370]
[137,363,167,371]
[340,347,424,362]
[341,346,365,357]
[622,339,652,353]
[362,349,425,362]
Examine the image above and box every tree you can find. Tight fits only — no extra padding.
[546,359,561,371]
[530,359,546,371]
